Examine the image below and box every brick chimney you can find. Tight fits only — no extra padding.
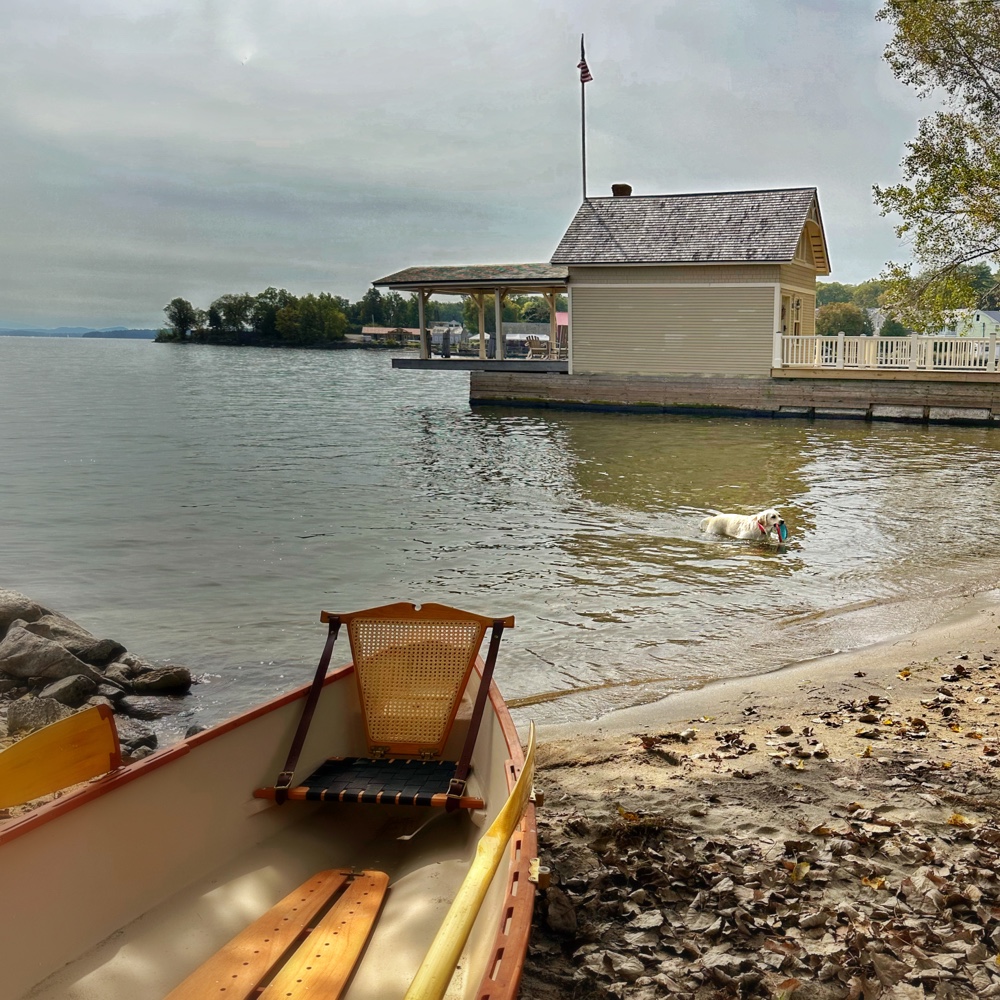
[611,183,632,197]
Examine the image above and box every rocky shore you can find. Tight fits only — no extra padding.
[0,589,192,771]
[522,593,1000,1000]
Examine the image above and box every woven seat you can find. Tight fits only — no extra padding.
[256,602,513,810]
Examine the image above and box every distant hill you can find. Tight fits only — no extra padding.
[81,329,157,339]
[0,327,157,339]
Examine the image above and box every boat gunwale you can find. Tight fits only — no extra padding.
[0,662,355,848]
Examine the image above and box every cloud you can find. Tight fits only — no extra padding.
[1,0,926,327]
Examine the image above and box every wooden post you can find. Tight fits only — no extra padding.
[476,293,486,360]
[991,333,997,372]
[494,288,505,361]
[545,291,557,359]
[418,291,428,360]
[836,332,845,369]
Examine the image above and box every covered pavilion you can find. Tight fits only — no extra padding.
[371,263,568,363]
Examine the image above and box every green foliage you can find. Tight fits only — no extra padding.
[873,0,1000,327]
[851,280,889,310]
[275,293,347,345]
[816,282,853,307]
[879,317,910,337]
[816,302,873,338]
[163,297,202,340]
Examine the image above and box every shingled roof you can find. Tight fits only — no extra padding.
[372,263,568,289]
[550,187,826,268]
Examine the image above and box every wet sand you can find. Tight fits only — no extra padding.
[522,590,1000,999]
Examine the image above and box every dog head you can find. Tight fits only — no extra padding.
[755,508,786,540]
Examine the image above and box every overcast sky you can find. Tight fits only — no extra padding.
[3,0,926,329]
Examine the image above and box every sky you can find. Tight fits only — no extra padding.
[2,0,928,329]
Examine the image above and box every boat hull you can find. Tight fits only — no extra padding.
[0,662,535,1000]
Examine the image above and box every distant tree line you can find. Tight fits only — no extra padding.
[816,262,1000,337]
[158,287,568,346]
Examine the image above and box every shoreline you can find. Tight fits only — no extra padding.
[538,587,1000,743]
[523,587,1000,998]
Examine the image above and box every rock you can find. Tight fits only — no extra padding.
[185,724,206,738]
[38,674,98,708]
[114,716,158,755]
[0,590,51,638]
[21,615,126,667]
[0,622,104,683]
[118,695,178,720]
[102,663,134,689]
[86,696,116,711]
[7,697,74,735]
[129,666,192,695]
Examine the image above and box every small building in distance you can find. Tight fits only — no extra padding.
[550,185,830,376]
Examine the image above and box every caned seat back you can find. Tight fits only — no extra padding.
[322,602,511,759]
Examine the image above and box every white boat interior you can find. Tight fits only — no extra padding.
[3,662,531,1000]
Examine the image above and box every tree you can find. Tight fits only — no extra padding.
[816,282,854,307]
[873,0,1000,329]
[358,287,385,327]
[520,297,552,323]
[163,298,202,339]
[276,293,347,345]
[816,302,873,338]
[460,294,524,334]
[209,293,254,333]
[251,287,296,340]
[879,317,910,337]
[851,279,889,310]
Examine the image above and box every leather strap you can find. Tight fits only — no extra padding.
[274,619,341,804]
[446,620,505,812]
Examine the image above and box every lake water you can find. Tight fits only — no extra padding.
[3,336,1000,739]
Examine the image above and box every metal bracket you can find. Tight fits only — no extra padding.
[528,858,551,889]
[530,786,544,807]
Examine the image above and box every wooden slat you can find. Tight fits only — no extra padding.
[164,869,350,1000]
[258,870,389,1000]
[0,705,121,808]
[404,723,536,1000]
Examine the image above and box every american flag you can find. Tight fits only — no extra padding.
[578,36,593,83]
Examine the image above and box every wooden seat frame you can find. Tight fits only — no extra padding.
[262,602,514,811]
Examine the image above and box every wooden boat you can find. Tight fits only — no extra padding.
[0,602,538,1000]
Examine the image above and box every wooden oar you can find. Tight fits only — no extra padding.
[0,704,122,809]
[403,722,536,1000]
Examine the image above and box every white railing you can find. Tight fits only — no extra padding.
[781,334,1000,373]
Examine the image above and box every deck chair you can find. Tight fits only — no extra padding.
[525,336,549,360]
[259,602,514,811]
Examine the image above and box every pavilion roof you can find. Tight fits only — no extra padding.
[372,263,568,290]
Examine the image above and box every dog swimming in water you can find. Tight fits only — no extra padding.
[700,507,787,542]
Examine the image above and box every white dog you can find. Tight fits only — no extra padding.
[700,507,787,542]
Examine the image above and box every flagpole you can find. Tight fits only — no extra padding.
[580,34,587,201]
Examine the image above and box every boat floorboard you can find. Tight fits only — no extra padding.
[24,807,481,1000]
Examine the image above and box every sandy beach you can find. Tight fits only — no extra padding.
[521,590,1000,999]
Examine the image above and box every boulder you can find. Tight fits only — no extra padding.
[130,666,192,695]
[7,697,74,736]
[22,614,126,667]
[0,590,51,639]
[38,674,98,708]
[118,695,178,721]
[0,622,105,683]
[114,716,158,755]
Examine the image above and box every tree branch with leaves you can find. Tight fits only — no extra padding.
[873,0,1000,331]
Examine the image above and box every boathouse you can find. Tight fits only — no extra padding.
[376,184,1000,425]
[551,184,829,376]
